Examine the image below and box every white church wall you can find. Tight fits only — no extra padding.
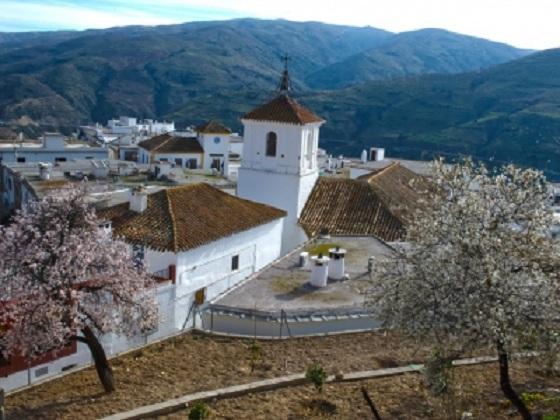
[237,168,314,254]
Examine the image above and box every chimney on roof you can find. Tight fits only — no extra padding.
[310,253,330,288]
[361,149,367,164]
[129,186,148,213]
[328,247,347,280]
[38,163,50,180]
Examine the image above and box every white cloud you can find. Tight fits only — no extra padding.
[0,1,177,31]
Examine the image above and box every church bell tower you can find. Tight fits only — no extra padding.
[237,57,325,254]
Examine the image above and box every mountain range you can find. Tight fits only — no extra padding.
[3,18,560,177]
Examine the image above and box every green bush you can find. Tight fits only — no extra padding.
[423,349,453,396]
[306,362,328,393]
[249,340,262,372]
[188,401,210,420]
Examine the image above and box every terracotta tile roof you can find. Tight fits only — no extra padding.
[97,184,286,252]
[358,162,430,223]
[138,134,203,154]
[242,94,324,125]
[196,120,232,134]
[299,177,405,242]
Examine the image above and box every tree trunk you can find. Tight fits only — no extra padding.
[496,341,530,420]
[361,386,383,420]
[81,326,115,393]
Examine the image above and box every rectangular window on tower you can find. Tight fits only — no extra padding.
[231,255,239,271]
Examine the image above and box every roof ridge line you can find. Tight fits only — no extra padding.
[368,161,400,181]
[164,189,179,252]
[153,134,174,152]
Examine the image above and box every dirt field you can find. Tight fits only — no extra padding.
[167,364,560,419]
[5,331,427,419]
[4,331,559,419]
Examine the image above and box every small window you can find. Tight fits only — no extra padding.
[266,132,277,157]
[35,366,49,377]
[175,158,182,167]
[55,157,67,162]
[17,157,26,163]
[231,255,239,271]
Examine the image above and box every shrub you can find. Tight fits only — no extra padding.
[306,362,328,393]
[423,349,453,397]
[188,401,210,420]
[249,340,262,372]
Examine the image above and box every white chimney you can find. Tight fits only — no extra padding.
[129,187,148,213]
[310,254,330,288]
[298,252,309,268]
[369,147,385,162]
[328,247,347,280]
[38,163,50,180]
[361,149,367,164]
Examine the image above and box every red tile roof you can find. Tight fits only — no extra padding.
[138,134,203,154]
[242,94,324,125]
[358,162,430,223]
[196,120,232,134]
[98,184,286,252]
[299,178,404,242]
[300,164,429,241]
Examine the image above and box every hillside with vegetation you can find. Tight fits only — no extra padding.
[0,19,528,130]
[305,28,532,89]
[308,48,560,177]
[0,19,391,134]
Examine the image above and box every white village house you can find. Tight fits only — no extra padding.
[0,133,108,164]
[135,120,233,176]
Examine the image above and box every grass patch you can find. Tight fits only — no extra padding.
[269,277,302,293]
[306,243,340,256]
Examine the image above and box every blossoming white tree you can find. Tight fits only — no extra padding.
[0,187,157,393]
[367,159,560,419]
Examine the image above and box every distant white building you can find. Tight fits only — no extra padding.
[107,116,175,136]
[196,120,233,173]
[0,159,137,221]
[0,133,108,164]
[137,134,204,169]
[135,120,239,177]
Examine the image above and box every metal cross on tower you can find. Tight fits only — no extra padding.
[278,53,292,94]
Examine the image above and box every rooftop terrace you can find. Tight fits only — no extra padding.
[214,235,394,314]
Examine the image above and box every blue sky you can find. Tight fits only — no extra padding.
[1,0,559,50]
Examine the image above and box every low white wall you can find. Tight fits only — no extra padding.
[201,312,381,337]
